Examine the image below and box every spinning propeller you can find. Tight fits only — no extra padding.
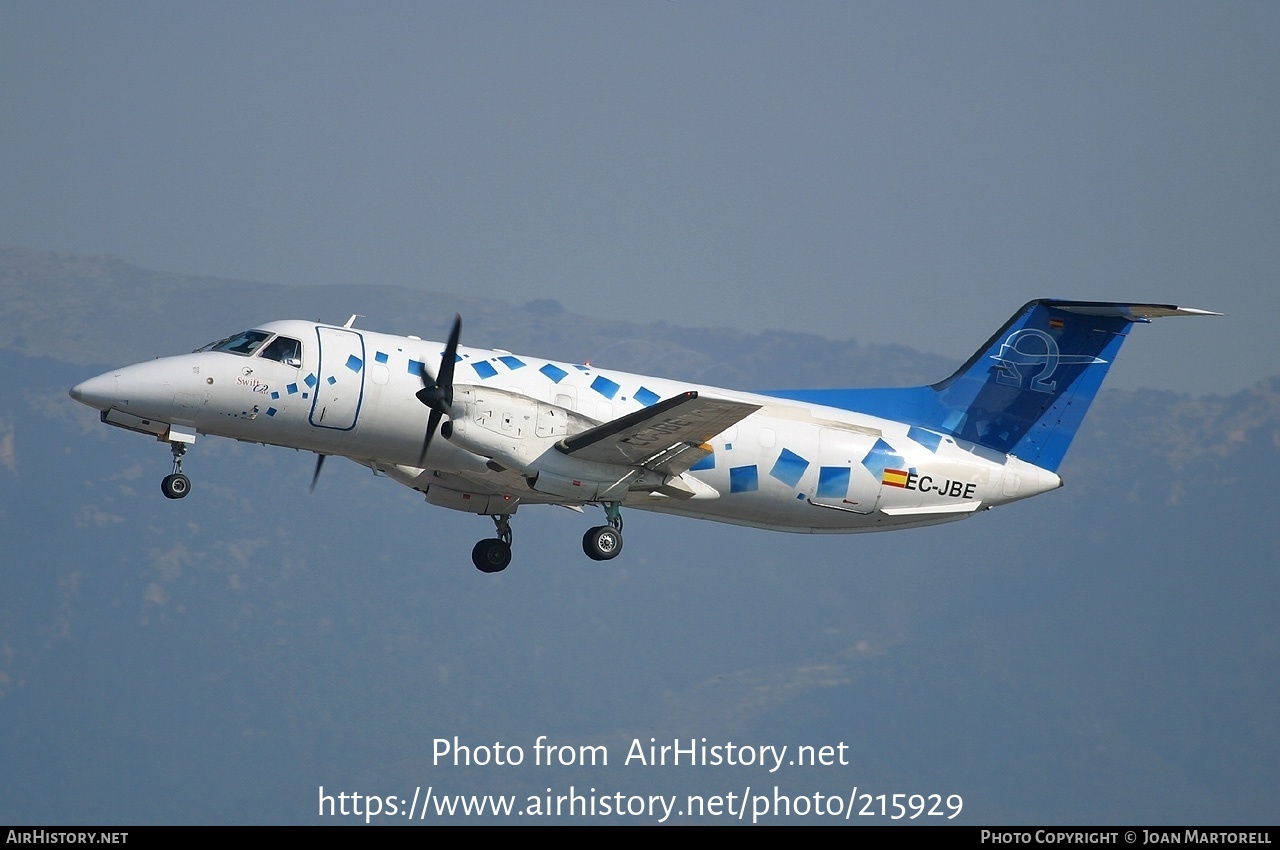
[415,314,462,465]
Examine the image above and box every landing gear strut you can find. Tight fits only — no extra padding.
[161,442,191,500]
[471,514,513,573]
[582,502,624,561]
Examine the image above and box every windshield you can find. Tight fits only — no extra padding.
[259,335,301,364]
[196,330,272,356]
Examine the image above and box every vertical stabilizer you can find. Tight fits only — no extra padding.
[926,300,1136,470]
[764,300,1218,473]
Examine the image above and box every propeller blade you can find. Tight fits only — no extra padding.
[414,314,463,467]
[419,408,442,466]
[437,314,461,408]
[310,453,326,493]
[417,357,437,389]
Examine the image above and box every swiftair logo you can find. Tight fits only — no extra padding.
[990,328,1104,393]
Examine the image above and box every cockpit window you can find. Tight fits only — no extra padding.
[259,335,302,365]
[196,330,272,356]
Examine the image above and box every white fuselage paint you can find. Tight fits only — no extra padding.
[73,320,1061,533]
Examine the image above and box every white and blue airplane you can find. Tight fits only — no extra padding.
[70,299,1216,572]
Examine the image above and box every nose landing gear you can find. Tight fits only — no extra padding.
[161,442,191,500]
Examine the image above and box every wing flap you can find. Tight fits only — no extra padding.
[556,391,759,474]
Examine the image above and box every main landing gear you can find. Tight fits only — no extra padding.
[469,502,626,573]
[161,442,191,500]
[471,515,513,573]
[582,502,624,562]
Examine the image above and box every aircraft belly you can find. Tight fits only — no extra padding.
[639,499,968,534]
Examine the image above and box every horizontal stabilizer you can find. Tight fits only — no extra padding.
[1047,303,1223,320]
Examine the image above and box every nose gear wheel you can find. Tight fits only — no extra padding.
[161,442,190,500]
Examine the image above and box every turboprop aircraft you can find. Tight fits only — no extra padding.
[70,299,1216,572]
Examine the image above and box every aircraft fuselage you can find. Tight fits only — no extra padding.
[70,319,1058,535]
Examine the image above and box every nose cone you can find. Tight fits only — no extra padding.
[69,372,119,411]
[70,357,184,419]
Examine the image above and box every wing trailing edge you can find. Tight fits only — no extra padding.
[556,391,760,476]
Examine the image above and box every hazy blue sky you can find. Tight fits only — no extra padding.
[2,3,1274,393]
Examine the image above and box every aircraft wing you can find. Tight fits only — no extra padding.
[555,391,760,476]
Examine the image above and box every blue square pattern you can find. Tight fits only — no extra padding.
[375,351,389,365]
[817,467,850,499]
[591,375,620,399]
[345,354,363,373]
[540,364,568,383]
[304,373,317,388]
[327,375,337,385]
[287,383,299,395]
[472,361,498,380]
[770,448,810,488]
[498,355,526,370]
[689,452,715,471]
[407,359,424,376]
[729,465,759,494]
[861,438,904,479]
[907,426,943,453]
[635,387,660,407]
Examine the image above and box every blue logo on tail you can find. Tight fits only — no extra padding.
[990,329,1106,394]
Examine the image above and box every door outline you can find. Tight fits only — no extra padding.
[309,327,366,431]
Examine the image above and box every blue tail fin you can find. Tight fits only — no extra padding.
[922,300,1137,471]
[765,300,1216,472]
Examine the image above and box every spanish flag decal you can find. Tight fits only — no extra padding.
[883,468,910,488]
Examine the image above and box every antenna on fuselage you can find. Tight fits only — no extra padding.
[343,314,363,328]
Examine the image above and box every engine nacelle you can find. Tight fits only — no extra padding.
[444,385,595,472]
[527,449,667,502]
[425,484,518,516]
